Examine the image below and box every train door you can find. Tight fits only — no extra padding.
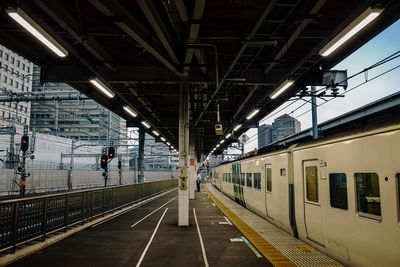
[265,164,273,219]
[303,160,325,246]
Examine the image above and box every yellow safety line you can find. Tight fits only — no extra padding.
[206,186,297,267]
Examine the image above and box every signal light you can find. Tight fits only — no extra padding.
[100,154,108,169]
[21,135,29,152]
[107,146,115,159]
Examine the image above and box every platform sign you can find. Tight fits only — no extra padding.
[0,126,16,135]
[189,159,195,165]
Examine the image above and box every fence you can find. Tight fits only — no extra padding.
[0,178,178,252]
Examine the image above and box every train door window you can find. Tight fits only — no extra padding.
[241,173,245,185]
[246,173,252,187]
[329,173,348,210]
[266,167,272,192]
[305,166,318,202]
[254,173,261,190]
[355,173,381,219]
[229,173,232,183]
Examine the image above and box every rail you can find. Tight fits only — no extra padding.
[0,179,178,252]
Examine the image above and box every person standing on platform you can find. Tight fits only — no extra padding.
[196,173,201,192]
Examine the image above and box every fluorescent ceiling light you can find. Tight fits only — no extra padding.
[152,130,160,136]
[160,137,166,142]
[171,146,174,150]
[89,78,115,98]
[233,124,242,131]
[216,144,220,148]
[225,133,232,139]
[270,80,294,99]
[123,106,137,117]
[320,7,383,57]
[166,142,170,146]
[141,121,151,128]
[246,109,260,120]
[220,140,225,144]
[6,8,68,57]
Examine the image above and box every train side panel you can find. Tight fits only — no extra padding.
[293,128,400,267]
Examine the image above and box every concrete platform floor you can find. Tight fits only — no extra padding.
[9,188,271,267]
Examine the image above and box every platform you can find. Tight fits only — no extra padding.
[2,183,343,267]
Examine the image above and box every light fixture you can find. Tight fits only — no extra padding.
[320,7,383,57]
[220,140,225,144]
[269,80,294,99]
[270,80,294,99]
[233,124,242,131]
[166,142,171,146]
[246,109,260,120]
[6,7,68,57]
[123,106,137,117]
[89,77,115,98]
[152,130,160,136]
[161,137,166,142]
[225,133,232,139]
[141,121,151,129]
[216,144,220,148]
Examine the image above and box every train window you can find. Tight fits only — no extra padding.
[254,173,261,190]
[266,168,272,192]
[229,173,232,183]
[306,166,318,202]
[241,173,245,186]
[280,168,286,176]
[329,173,348,210]
[355,173,381,219]
[246,173,252,187]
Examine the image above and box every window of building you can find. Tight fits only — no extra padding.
[16,60,20,67]
[0,50,2,57]
[5,53,9,60]
[11,57,14,64]
[246,173,252,187]
[306,166,319,202]
[254,173,261,190]
[9,79,13,86]
[24,118,27,124]
[22,63,25,70]
[329,173,348,210]
[27,66,30,72]
[355,173,381,219]
[1,111,4,118]
[15,81,18,88]
[266,167,272,192]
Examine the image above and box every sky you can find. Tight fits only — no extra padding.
[241,19,400,153]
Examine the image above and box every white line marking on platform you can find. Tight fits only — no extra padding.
[223,216,233,225]
[230,238,244,242]
[218,221,229,225]
[136,208,168,267]
[131,196,176,228]
[241,236,262,258]
[193,208,209,267]
[212,203,216,207]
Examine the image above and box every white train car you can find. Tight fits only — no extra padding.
[212,124,400,267]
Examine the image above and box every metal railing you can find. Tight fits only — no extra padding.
[0,179,178,252]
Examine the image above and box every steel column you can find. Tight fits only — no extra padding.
[311,86,318,140]
[178,77,190,226]
[189,131,196,200]
[138,128,145,183]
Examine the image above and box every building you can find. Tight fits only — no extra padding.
[30,66,126,144]
[258,124,272,149]
[271,114,301,143]
[0,44,33,134]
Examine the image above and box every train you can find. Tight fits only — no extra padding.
[211,123,400,267]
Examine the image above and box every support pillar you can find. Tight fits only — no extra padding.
[189,132,196,199]
[311,86,318,140]
[178,78,189,226]
[138,127,145,183]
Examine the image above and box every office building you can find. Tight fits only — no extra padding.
[0,44,33,134]
[258,124,272,149]
[271,114,301,143]
[30,66,127,143]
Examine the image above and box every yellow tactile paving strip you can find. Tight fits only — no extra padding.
[205,186,297,267]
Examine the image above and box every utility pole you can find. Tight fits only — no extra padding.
[19,125,29,197]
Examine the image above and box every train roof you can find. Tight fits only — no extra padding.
[215,91,400,166]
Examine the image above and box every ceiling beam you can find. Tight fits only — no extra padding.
[137,0,180,65]
[34,0,115,70]
[88,0,182,75]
